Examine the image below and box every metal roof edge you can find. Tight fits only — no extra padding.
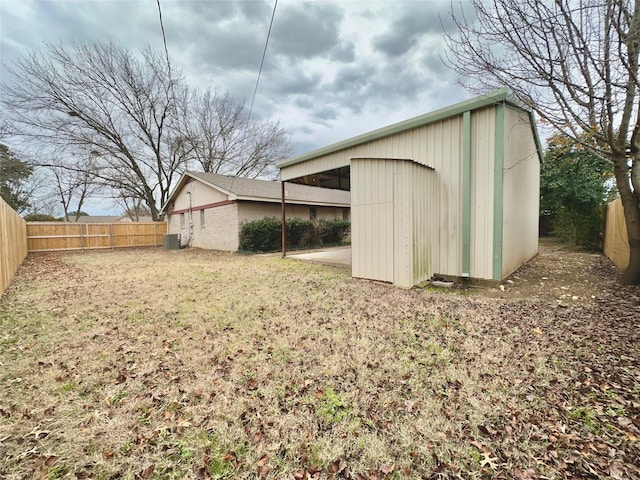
[277,87,513,169]
[236,196,350,207]
[350,157,435,170]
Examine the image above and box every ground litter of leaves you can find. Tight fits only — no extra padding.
[0,243,638,480]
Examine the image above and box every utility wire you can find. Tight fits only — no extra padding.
[229,0,278,192]
[156,0,176,105]
[247,0,278,126]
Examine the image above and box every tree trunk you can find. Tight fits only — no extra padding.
[613,156,640,284]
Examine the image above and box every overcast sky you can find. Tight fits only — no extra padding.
[1,0,475,156]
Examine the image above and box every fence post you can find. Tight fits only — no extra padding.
[110,223,115,250]
[80,223,84,252]
[154,223,158,247]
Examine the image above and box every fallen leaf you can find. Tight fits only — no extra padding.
[136,463,154,479]
[380,463,394,474]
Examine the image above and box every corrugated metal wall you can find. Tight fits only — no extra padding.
[352,159,434,287]
[501,106,540,277]
[469,107,496,280]
[281,118,461,182]
[411,162,435,285]
[280,103,540,285]
[351,159,394,282]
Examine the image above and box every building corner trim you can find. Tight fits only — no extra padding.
[492,103,505,280]
[462,111,472,276]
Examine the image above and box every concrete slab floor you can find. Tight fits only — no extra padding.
[286,246,352,269]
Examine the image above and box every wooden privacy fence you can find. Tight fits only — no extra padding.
[1,197,28,294]
[603,197,629,271]
[27,222,167,252]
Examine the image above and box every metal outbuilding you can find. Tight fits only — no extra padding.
[277,88,543,287]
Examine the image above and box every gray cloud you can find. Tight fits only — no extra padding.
[237,0,272,22]
[329,41,355,63]
[0,0,475,160]
[373,2,451,57]
[270,2,346,59]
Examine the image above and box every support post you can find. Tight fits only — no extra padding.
[281,181,287,257]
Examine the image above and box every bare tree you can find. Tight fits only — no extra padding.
[445,0,640,284]
[1,40,184,220]
[47,155,101,221]
[178,88,293,178]
[116,193,152,221]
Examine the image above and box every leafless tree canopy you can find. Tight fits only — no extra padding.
[47,155,102,222]
[1,40,293,219]
[177,88,292,179]
[445,0,640,284]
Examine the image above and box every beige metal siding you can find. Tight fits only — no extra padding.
[469,107,496,280]
[281,118,460,181]
[411,163,435,284]
[352,158,434,287]
[502,106,540,277]
[428,118,463,278]
[351,159,394,282]
[393,161,435,287]
[283,118,464,281]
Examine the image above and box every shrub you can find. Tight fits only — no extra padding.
[239,217,351,253]
[318,219,350,245]
[23,213,60,222]
[286,218,314,248]
[239,217,282,252]
[540,133,615,249]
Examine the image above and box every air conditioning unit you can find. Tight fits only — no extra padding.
[163,233,181,250]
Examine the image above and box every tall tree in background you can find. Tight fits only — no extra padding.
[2,41,180,220]
[0,143,32,213]
[445,0,640,284]
[177,87,292,178]
[48,155,102,222]
[2,41,293,220]
[541,134,615,248]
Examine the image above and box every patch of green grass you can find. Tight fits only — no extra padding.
[109,390,129,405]
[138,406,152,426]
[203,434,247,480]
[0,335,18,352]
[57,381,76,394]
[567,406,601,435]
[119,440,133,455]
[316,386,351,426]
[46,464,71,480]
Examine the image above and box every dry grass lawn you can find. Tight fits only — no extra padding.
[0,248,638,479]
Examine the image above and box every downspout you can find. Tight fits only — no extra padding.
[186,191,193,247]
[281,181,287,257]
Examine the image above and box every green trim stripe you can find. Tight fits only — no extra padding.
[492,103,505,280]
[462,111,471,276]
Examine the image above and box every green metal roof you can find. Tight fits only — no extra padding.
[277,88,543,169]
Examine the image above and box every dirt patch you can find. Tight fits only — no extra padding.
[0,246,638,479]
[473,237,623,305]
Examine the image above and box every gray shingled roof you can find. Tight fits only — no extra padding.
[187,172,350,206]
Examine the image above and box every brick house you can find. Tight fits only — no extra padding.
[161,172,350,251]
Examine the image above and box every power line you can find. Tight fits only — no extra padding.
[156,0,176,104]
[229,0,278,190]
[247,0,278,126]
